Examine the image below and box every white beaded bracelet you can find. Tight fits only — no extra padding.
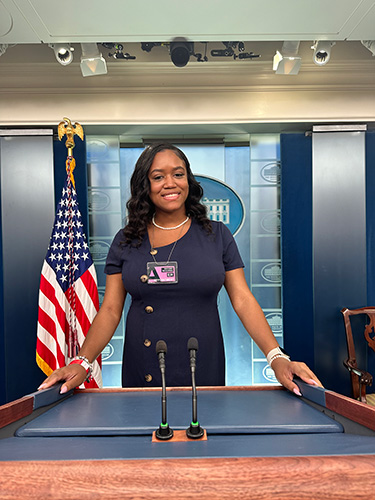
[266,347,290,367]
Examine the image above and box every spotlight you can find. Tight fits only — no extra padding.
[273,51,301,75]
[311,41,335,66]
[170,40,194,67]
[80,43,107,77]
[273,42,301,75]
[49,44,74,66]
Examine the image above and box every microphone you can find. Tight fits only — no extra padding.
[186,337,204,439]
[188,336,198,372]
[157,339,167,373]
[155,340,173,440]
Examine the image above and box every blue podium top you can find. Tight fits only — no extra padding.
[16,389,343,437]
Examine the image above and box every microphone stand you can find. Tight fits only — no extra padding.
[186,338,204,439]
[155,340,173,440]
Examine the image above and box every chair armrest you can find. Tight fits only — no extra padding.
[343,359,373,386]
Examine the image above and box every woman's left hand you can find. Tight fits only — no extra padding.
[271,358,323,396]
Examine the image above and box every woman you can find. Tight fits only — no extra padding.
[39,143,322,394]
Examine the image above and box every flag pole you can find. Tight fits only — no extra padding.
[37,118,102,387]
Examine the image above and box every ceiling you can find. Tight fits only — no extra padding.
[1,0,375,44]
[0,0,374,137]
[1,0,374,77]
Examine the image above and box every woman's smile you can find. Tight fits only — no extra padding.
[162,192,180,200]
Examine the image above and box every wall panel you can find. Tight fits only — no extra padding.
[0,133,54,403]
[313,130,367,394]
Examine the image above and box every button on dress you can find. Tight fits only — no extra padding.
[105,220,244,387]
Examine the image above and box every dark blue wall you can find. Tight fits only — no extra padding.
[0,135,55,404]
[312,131,367,395]
[280,133,315,369]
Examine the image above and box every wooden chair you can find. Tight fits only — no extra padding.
[341,307,375,405]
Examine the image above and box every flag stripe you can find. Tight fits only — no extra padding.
[81,265,100,312]
[36,332,60,373]
[37,308,66,366]
[39,264,71,350]
[39,271,68,336]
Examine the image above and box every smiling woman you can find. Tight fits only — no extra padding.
[38,142,322,394]
[123,143,211,248]
[148,150,189,218]
[147,151,191,250]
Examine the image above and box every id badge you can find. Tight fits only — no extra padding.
[147,261,178,284]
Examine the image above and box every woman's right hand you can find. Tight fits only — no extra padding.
[38,364,87,394]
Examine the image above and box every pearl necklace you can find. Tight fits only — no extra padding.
[152,214,189,230]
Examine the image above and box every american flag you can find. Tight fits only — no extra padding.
[36,167,102,388]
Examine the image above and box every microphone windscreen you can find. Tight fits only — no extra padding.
[187,337,199,351]
[156,340,167,355]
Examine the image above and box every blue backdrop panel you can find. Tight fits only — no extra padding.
[0,134,55,404]
[280,133,314,369]
[313,131,367,395]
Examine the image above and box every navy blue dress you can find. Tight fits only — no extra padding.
[105,220,244,387]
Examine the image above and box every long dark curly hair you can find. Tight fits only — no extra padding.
[123,143,212,245]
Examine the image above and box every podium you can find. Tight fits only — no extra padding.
[1,384,375,498]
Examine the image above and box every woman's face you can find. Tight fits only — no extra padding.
[148,150,189,216]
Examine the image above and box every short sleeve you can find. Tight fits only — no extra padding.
[218,223,244,271]
[104,229,126,275]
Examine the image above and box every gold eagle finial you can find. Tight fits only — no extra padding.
[58,117,84,157]
[57,117,84,189]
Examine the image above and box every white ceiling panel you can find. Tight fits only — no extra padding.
[1,0,375,44]
[0,0,40,42]
[346,2,375,39]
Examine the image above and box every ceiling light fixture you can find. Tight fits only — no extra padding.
[49,44,74,66]
[273,51,301,75]
[80,43,107,77]
[273,41,301,75]
[311,41,335,66]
